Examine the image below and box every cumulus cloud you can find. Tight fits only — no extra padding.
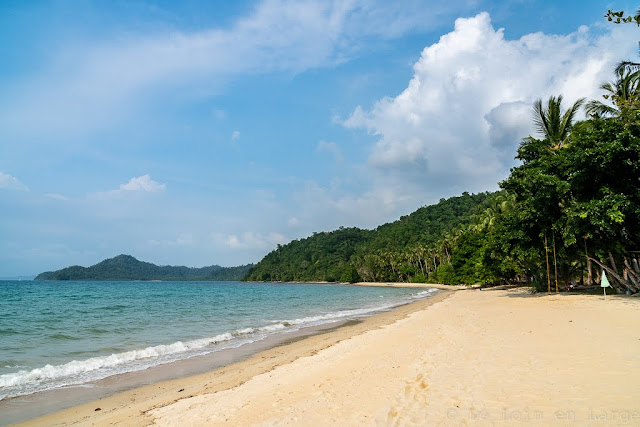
[484,101,531,163]
[0,172,28,191]
[89,174,165,199]
[343,12,638,198]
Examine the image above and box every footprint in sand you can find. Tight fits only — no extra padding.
[386,373,430,425]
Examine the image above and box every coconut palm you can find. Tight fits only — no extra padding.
[615,60,640,74]
[585,67,640,118]
[532,95,585,148]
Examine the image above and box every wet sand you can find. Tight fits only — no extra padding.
[18,287,640,426]
[15,289,453,426]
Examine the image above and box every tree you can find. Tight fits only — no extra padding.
[605,9,640,25]
[585,67,640,119]
[505,95,585,290]
[530,95,585,149]
[603,7,640,108]
[562,117,640,292]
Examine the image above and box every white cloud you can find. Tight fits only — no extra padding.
[231,130,240,142]
[45,193,69,201]
[212,231,287,251]
[343,12,638,199]
[0,172,28,191]
[89,174,166,199]
[120,174,166,192]
[484,101,531,163]
[0,1,471,141]
[316,140,343,163]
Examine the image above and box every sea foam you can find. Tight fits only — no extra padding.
[0,281,438,400]
[0,332,237,399]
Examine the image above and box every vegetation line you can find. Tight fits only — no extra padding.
[245,12,640,294]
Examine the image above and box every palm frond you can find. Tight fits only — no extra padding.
[615,61,640,75]
[560,98,585,138]
[531,95,582,148]
[532,98,549,139]
[584,100,617,118]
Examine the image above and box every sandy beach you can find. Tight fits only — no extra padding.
[19,287,640,426]
[349,281,469,290]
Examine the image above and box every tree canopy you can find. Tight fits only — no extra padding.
[245,64,640,293]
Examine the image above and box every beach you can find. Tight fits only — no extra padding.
[19,287,640,426]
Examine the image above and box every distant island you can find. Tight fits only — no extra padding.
[35,254,253,281]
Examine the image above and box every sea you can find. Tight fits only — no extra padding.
[0,280,437,404]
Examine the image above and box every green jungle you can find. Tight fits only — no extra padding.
[245,17,640,294]
[39,12,640,295]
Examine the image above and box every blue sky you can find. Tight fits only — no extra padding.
[0,0,638,276]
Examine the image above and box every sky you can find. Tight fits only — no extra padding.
[1,0,638,276]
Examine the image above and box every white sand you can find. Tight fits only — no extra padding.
[23,288,640,426]
[151,289,640,425]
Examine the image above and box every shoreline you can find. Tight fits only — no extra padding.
[1,319,369,424]
[12,289,453,426]
[348,281,468,290]
[15,287,640,425]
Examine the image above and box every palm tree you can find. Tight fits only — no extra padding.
[585,67,640,118]
[615,60,640,74]
[532,95,585,148]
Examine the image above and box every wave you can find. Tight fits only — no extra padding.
[270,288,437,328]
[0,332,237,400]
[0,287,438,400]
[409,289,438,299]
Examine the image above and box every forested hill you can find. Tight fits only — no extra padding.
[244,111,639,291]
[35,255,253,281]
[244,192,496,283]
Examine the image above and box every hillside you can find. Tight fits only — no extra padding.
[35,255,253,281]
[244,192,496,283]
[246,113,640,291]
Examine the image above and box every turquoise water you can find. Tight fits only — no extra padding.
[0,281,436,400]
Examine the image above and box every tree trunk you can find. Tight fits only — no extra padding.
[623,258,640,292]
[544,233,551,293]
[588,257,633,293]
[584,239,593,285]
[609,252,619,275]
[553,232,559,293]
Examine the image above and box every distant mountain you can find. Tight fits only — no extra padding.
[35,255,253,281]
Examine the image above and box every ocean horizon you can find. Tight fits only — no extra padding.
[0,280,438,402]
